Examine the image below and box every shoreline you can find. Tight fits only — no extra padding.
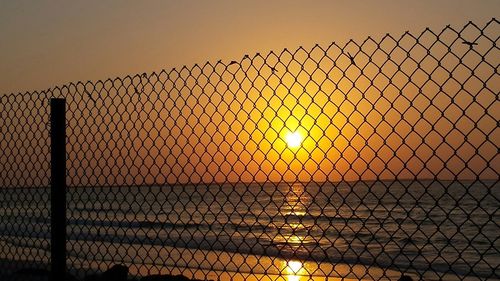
[1,251,494,281]
[1,238,487,281]
[0,238,407,280]
[0,253,407,281]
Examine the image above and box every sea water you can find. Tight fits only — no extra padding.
[0,180,498,280]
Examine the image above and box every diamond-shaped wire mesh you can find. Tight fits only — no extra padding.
[0,20,499,280]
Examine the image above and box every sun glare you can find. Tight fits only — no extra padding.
[285,132,303,149]
[285,260,305,281]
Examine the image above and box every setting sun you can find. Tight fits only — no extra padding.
[285,132,303,149]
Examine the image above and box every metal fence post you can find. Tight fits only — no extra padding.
[50,98,66,281]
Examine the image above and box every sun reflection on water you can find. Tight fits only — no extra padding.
[283,260,307,281]
[280,183,312,245]
[275,183,313,280]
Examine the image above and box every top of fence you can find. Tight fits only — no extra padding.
[1,18,498,99]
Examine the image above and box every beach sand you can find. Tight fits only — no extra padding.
[0,238,407,280]
[0,247,401,281]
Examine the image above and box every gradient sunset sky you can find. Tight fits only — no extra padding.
[0,1,498,187]
[0,0,498,95]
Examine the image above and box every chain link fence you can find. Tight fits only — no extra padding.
[0,20,499,280]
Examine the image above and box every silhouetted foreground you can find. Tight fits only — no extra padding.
[9,264,206,281]
[7,263,416,281]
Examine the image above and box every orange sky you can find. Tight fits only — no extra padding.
[0,1,498,186]
[57,30,497,185]
[0,0,499,95]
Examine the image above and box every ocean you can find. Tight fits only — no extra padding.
[0,180,498,280]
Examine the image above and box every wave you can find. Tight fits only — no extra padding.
[3,233,497,280]
[2,222,497,280]
[1,180,498,279]
[0,211,378,231]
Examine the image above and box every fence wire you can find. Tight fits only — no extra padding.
[0,20,499,280]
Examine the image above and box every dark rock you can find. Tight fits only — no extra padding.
[398,275,413,281]
[85,264,128,281]
[65,273,79,281]
[84,273,101,281]
[102,264,129,281]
